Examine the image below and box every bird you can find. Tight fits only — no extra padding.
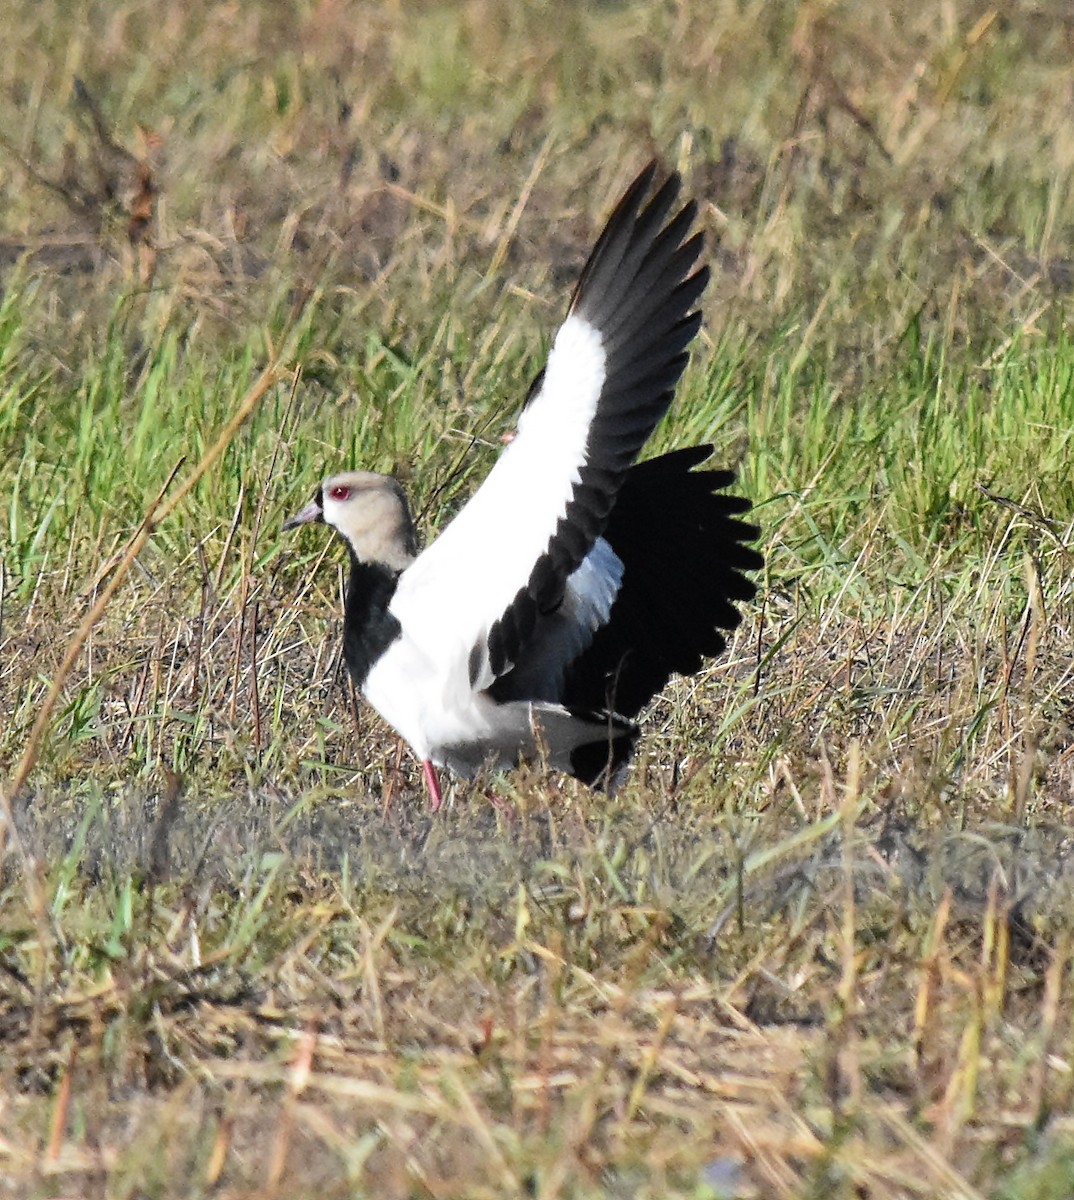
[284,161,763,809]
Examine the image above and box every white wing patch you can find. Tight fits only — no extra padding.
[389,314,606,688]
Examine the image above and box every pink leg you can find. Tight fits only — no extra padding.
[422,759,443,812]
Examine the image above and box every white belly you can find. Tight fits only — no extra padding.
[361,627,626,780]
[362,635,532,772]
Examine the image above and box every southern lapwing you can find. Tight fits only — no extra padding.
[284,162,763,808]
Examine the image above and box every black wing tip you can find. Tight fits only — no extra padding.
[570,159,695,317]
[645,166,684,217]
[622,159,682,218]
[628,159,662,201]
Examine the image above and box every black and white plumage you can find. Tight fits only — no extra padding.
[284,162,763,807]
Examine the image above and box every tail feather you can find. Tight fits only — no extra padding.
[566,724,639,792]
[438,700,639,791]
[531,702,640,791]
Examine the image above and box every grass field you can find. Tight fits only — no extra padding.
[4,1,1074,1196]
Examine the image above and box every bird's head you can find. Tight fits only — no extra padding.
[283,470,417,571]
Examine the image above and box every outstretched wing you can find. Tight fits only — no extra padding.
[559,445,763,718]
[390,162,709,690]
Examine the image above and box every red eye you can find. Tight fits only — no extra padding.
[328,485,351,501]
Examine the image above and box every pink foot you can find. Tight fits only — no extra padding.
[422,759,443,812]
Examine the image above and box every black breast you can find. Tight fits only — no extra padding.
[342,559,403,688]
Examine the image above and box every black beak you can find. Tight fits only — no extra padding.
[282,493,324,530]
